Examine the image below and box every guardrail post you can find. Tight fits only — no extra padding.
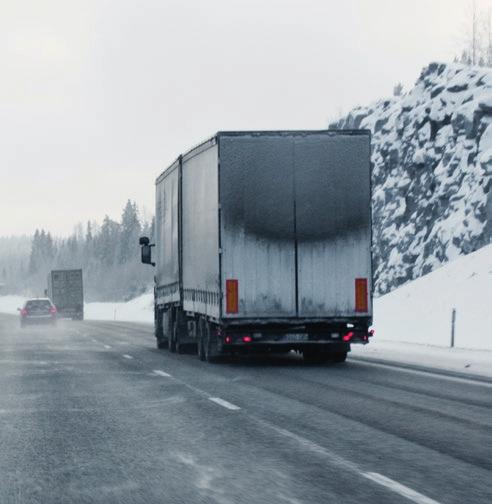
[450,308,456,348]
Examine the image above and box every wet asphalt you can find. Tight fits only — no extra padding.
[0,314,490,504]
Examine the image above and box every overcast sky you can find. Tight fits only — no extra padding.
[0,0,484,236]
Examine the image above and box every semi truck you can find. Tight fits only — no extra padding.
[140,130,373,363]
[47,269,84,320]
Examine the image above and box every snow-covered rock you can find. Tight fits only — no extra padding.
[331,62,492,295]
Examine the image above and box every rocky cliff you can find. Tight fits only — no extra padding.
[331,63,492,295]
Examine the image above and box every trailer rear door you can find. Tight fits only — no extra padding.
[294,133,372,317]
[219,134,296,318]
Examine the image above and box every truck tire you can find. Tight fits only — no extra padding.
[155,309,169,350]
[156,339,167,350]
[303,348,329,364]
[197,318,206,361]
[174,309,188,354]
[203,322,220,363]
[169,320,176,353]
[332,351,348,363]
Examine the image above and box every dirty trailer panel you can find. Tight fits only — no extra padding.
[155,160,180,306]
[182,139,220,319]
[219,131,372,321]
[219,134,296,318]
[294,134,372,317]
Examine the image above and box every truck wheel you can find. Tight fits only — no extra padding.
[197,319,206,361]
[156,339,167,350]
[332,351,347,363]
[169,317,176,353]
[156,309,169,350]
[303,349,329,364]
[203,322,220,363]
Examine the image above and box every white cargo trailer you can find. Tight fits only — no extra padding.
[140,130,373,362]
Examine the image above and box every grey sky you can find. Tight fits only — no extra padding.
[0,0,478,236]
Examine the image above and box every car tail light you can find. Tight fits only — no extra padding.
[369,328,375,337]
[355,278,368,312]
[20,309,28,317]
[226,279,239,314]
[242,335,252,343]
[224,335,233,344]
[342,331,354,342]
[49,307,57,314]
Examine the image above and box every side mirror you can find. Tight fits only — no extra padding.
[139,237,155,267]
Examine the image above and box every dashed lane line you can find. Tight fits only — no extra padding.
[209,397,241,411]
[122,354,134,359]
[153,370,172,378]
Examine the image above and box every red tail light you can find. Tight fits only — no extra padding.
[343,331,354,342]
[49,307,57,315]
[355,278,368,313]
[226,279,239,314]
[369,329,375,337]
[20,309,28,317]
[224,335,233,344]
[242,335,252,343]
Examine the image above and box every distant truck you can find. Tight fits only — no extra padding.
[140,130,373,363]
[47,269,84,320]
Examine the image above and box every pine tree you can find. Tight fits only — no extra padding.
[119,200,140,264]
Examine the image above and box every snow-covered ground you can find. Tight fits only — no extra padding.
[351,340,492,378]
[84,293,153,323]
[372,242,492,351]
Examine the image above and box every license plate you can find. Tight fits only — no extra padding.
[283,333,309,342]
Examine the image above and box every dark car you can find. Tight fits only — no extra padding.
[19,298,57,327]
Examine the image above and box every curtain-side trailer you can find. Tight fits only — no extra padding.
[140,130,373,363]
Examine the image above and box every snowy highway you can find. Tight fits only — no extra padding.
[0,314,490,504]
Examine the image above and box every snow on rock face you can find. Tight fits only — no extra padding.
[331,62,492,295]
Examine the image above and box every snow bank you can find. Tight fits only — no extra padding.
[374,243,492,350]
[0,295,28,315]
[84,293,153,323]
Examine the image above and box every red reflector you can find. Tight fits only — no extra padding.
[343,331,354,342]
[224,335,233,344]
[355,278,368,313]
[226,279,239,314]
[242,335,252,343]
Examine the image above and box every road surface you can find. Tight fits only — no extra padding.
[0,314,490,504]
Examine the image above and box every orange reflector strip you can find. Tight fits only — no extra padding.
[226,279,239,314]
[355,278,368,313]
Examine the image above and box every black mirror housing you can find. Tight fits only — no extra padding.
[139,236,150,246]
[141,244,155,266]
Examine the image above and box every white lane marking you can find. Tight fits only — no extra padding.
[253,417,442,504]
[103,344,111,349]
[91,339,98,343]
[353,359,492,388]
[153,370,172,377]
[122,354,133,359]
[363,473,441,504]
[209,397,241,411]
